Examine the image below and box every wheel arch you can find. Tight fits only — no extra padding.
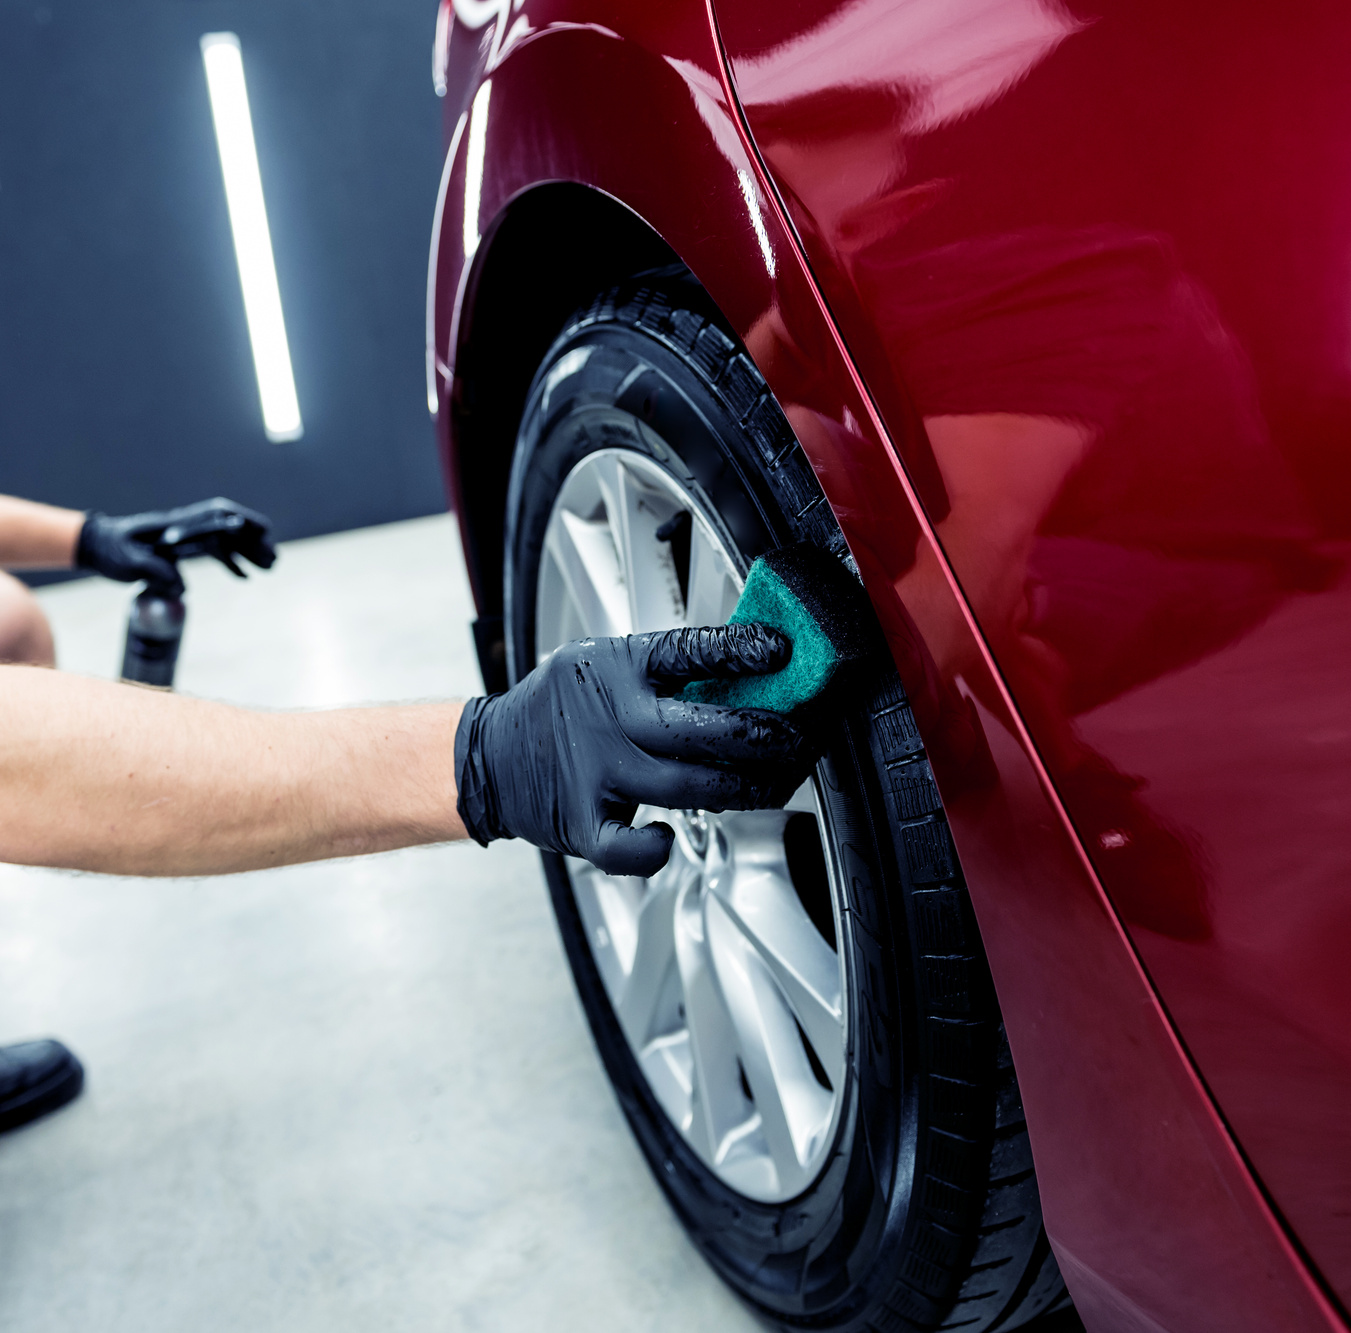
[446,183,678,687]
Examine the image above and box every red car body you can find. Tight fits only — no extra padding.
[427,2,1351,1328]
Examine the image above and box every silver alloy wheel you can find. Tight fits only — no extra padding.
[535,447,848,1203]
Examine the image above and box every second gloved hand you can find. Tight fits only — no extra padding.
[454,624,813,877]
[77,498,276,587]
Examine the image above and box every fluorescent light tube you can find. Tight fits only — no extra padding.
[201,32,303,443]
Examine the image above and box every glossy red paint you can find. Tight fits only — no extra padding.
[715,0,1351,1316]
[428,2,1351,1328]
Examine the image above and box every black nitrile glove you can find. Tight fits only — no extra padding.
[455,624,813,877]
[77,498,276,588]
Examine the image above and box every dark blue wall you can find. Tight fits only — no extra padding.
[0,0,446,543]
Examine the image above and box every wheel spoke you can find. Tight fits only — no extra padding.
[614,866,687,1049]
[673,877,755,1166]
[710,812,845,1092]
[568,858,643,1007]
[636,1028,695,1136]
[706,895,832,1197]
[784,780,817,815]
[594,456,684,634]
[545,506,631,638]
[534,546,583,660]
[684,518,738,628]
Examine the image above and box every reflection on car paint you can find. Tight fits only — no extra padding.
[717,0,1351,1305]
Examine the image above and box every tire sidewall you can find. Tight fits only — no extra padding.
[504,315,921,1326]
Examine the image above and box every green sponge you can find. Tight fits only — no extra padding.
[682,543,869,714]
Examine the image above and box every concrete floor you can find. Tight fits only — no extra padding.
[0,516,761,1332]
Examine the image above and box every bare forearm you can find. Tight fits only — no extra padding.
[0,495,84,569]
[0,667,466,875]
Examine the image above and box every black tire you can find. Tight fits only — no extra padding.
[502,276,1075,1332]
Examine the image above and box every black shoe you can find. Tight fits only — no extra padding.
[0,1039,84,1133]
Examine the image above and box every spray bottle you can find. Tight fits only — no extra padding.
[118,500,276,689]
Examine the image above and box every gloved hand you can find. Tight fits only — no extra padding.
[455,624,813,877]
[77,498,276,588]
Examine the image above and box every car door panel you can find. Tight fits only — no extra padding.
[712,0,1351,1309]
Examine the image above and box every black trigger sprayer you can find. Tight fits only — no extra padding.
[120,500,276,689]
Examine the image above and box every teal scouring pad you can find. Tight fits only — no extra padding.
[682,543,871,714]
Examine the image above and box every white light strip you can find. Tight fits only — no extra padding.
[737,169,776,280]
[426,110,469,416]
[201,33,303,443]
[462,80,492,259]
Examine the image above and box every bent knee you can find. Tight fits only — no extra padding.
[0,572,55,666]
